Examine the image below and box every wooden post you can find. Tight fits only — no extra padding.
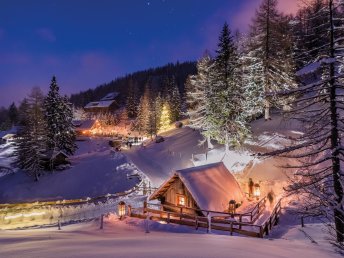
[145,213,150,233]
[100,214,104,230]
[230,222,233,236]
[269,217,272,230]
[167,212,170,224]
[239,215,242,230]
[259,226,264,238]
[58,220,61,230]
[143,201,147,214]
[301,216,304,228]
[195,216,198,230]
[180,207,182,220]
[207,212,211,233]
[128,205,132,217]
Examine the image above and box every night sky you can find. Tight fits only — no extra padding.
[0,0,299,106]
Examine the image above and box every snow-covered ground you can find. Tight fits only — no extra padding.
[125,113,301,199]
[125,127,211,186]
[0,142,16,174]
[0,215,340,258]
[0,138,142,203]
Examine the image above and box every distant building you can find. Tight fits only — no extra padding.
[84,92,120,113]
[73,119,96,135]
[149,162,245,216]
[0,126,20,144]
[43,150,70,169]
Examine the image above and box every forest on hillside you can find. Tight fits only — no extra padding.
[69,61,197,108]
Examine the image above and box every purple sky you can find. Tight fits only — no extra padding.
[0,0,299,107]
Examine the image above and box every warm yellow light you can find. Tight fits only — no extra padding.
[118,201,126,218]
[159,103,171,132]
[254,183,261,200]
[177,196,186,206]
[4,211,46,220]
[228,200,236,214]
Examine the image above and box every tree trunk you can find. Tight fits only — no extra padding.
[264,99,271,120]
[207,135,214,149]
[329,0,344,242]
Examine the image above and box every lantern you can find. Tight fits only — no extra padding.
[228,200,236,214]
[118,201,126,219]
[254,183,261,200]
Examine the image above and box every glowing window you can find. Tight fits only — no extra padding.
[177,195,186,206]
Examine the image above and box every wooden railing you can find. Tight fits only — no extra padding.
[130,197,281,238]
[146,196,267,224]
[259,199,282,237]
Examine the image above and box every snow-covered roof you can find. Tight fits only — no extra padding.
[44,150,68,159]
[150,162,245,213]
[73,119,96,131]
[296,58,335,76]
[0,126,20,139]
[100,92,119,101]
[84,100,117,109]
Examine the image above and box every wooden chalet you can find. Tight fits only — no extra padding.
[149,162,245,216]
[84,92,119,113]
[73,119,96,135]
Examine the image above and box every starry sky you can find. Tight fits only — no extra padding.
[0,0,299,107]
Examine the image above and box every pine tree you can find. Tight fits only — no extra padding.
[44,76,76,158]
[136,84,151,134]
[126,79,139,118]
[165,77,181,122]
[205,23,249,147]
[159,101,171,132]
[240,35,265,120]
[186,54,212,130]
[249,0,297,120]
[18,98,29,126]
[8,102,18,125]
[15,87,47,181]
[271,0,344,245]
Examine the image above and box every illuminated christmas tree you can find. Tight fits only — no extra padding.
[159,102,171,133]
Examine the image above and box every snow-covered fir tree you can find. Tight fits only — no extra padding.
[8,102,18,125]
[185,53,212,130]
[205,22,249,148]
[248,0,297,120]
[136,84,151,134]
[239,35,265,120]
[165,77,181,122]
[147,93,162,137]
[44,76,76,158]
[15,87,47,181]
[272,0,344,245]
[126,79,139,118]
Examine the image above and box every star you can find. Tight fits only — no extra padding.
[147,2,150,6]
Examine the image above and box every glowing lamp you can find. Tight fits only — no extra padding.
[228,200,236,214]
[118,201,126,219]
[254,183,261,200]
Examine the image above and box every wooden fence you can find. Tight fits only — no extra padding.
[146,196,267,224]
[129,197,281,238]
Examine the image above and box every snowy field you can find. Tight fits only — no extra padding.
[0,138,141,203]
[0,215,340,258]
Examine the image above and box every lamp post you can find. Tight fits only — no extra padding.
[229,200,236,214]
[254,183,261,200]
[118,201,126,219]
